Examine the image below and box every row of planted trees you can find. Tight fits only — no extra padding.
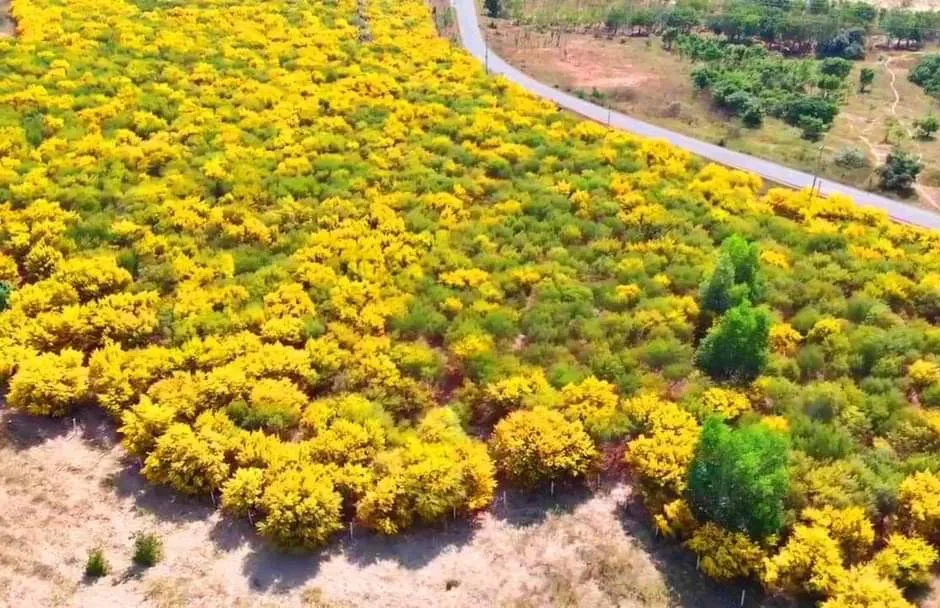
[601,0,940,57]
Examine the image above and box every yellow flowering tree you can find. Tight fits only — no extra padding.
[489,407,597,487]
[7,348,88,416]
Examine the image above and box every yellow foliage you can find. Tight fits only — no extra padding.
[256,466,343,548]
[119,396,177,457]
[654,499,698,538]
[762,524,846,595]
[23,242,63,279]
[483,369,552,412]
[89,342,182,415]
[686,523,765,581]
[623,394,700,493]
[302,394,390,465]
[699,387,750,419]
[557,376,621,437]
[440,268,490,288]
[221,467,266,517]
[908,359,940,388]
[53,255,131,301]
[613,283,641,305]
[7,348,88,416]
[142,416,234,495]
[451,333,494,359]
[801,506,875,561]
[872,534,939,587]
[358,429,495,534]
[489,407,596,487]
[263,282,316,319]
[820,565,913,608]
[769,323,802,355]
[898,471,940,538]
[0,253,19,285]
[3,0,940,559]
[807,318,845,342]
[761,415,790,433]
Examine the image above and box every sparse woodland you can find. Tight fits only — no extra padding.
[3,0,940,605]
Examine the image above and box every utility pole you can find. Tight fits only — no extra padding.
[809,141,825,203]
[485,45,489,73]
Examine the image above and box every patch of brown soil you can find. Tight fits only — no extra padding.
[486,23,662,93]
[548,37,658,90]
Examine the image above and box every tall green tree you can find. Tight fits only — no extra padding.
[699,254,737,316]
[687,418,789,539]
[695,299,770,382]
[721,234,762,302]
[484,0,501,18]
[877,149,923,194]
[858,67,875,92]
[699,234,763,316]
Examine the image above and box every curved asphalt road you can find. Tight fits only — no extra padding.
[452,0,940,229]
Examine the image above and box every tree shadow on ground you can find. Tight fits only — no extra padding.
[107,461,216,525]
[617,496,811,608]
[489,480,596,527]
[222,511,480,593]
[340,516,477,569]
[1,405,117,451]
[238,535,334,593]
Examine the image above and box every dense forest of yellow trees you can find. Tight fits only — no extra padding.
[3,0,940,604]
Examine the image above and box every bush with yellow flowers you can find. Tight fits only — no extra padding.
[872,534,939,587]
[489,407,596,487]
[685,522,766,581]
[7,348,88,416]
[898,471,940,539]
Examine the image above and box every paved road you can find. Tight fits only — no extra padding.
[451,0,940,230]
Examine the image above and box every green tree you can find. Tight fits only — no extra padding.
[0,282,10,312]
[699,254,736,315]
[721,234,762,301]
[859,67,875,92]
[799,115,826,141]
[695,300,770,382]
[687,418,789,539]
[914,114,939,140]
[484,0,501,18]
[699,235,762,316]
[819,58,852,80]
[877,149,923,194]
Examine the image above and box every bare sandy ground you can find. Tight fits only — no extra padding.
[0,0,12,37]
[0,406,783,608]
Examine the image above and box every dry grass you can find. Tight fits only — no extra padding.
[485,21,940,209]
[0,406,775,608]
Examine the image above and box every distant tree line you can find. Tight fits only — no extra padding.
[604,0,940,59]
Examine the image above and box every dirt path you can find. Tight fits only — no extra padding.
[0,0,13,38]
[887,56,903,116]
[880,53,940,211]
